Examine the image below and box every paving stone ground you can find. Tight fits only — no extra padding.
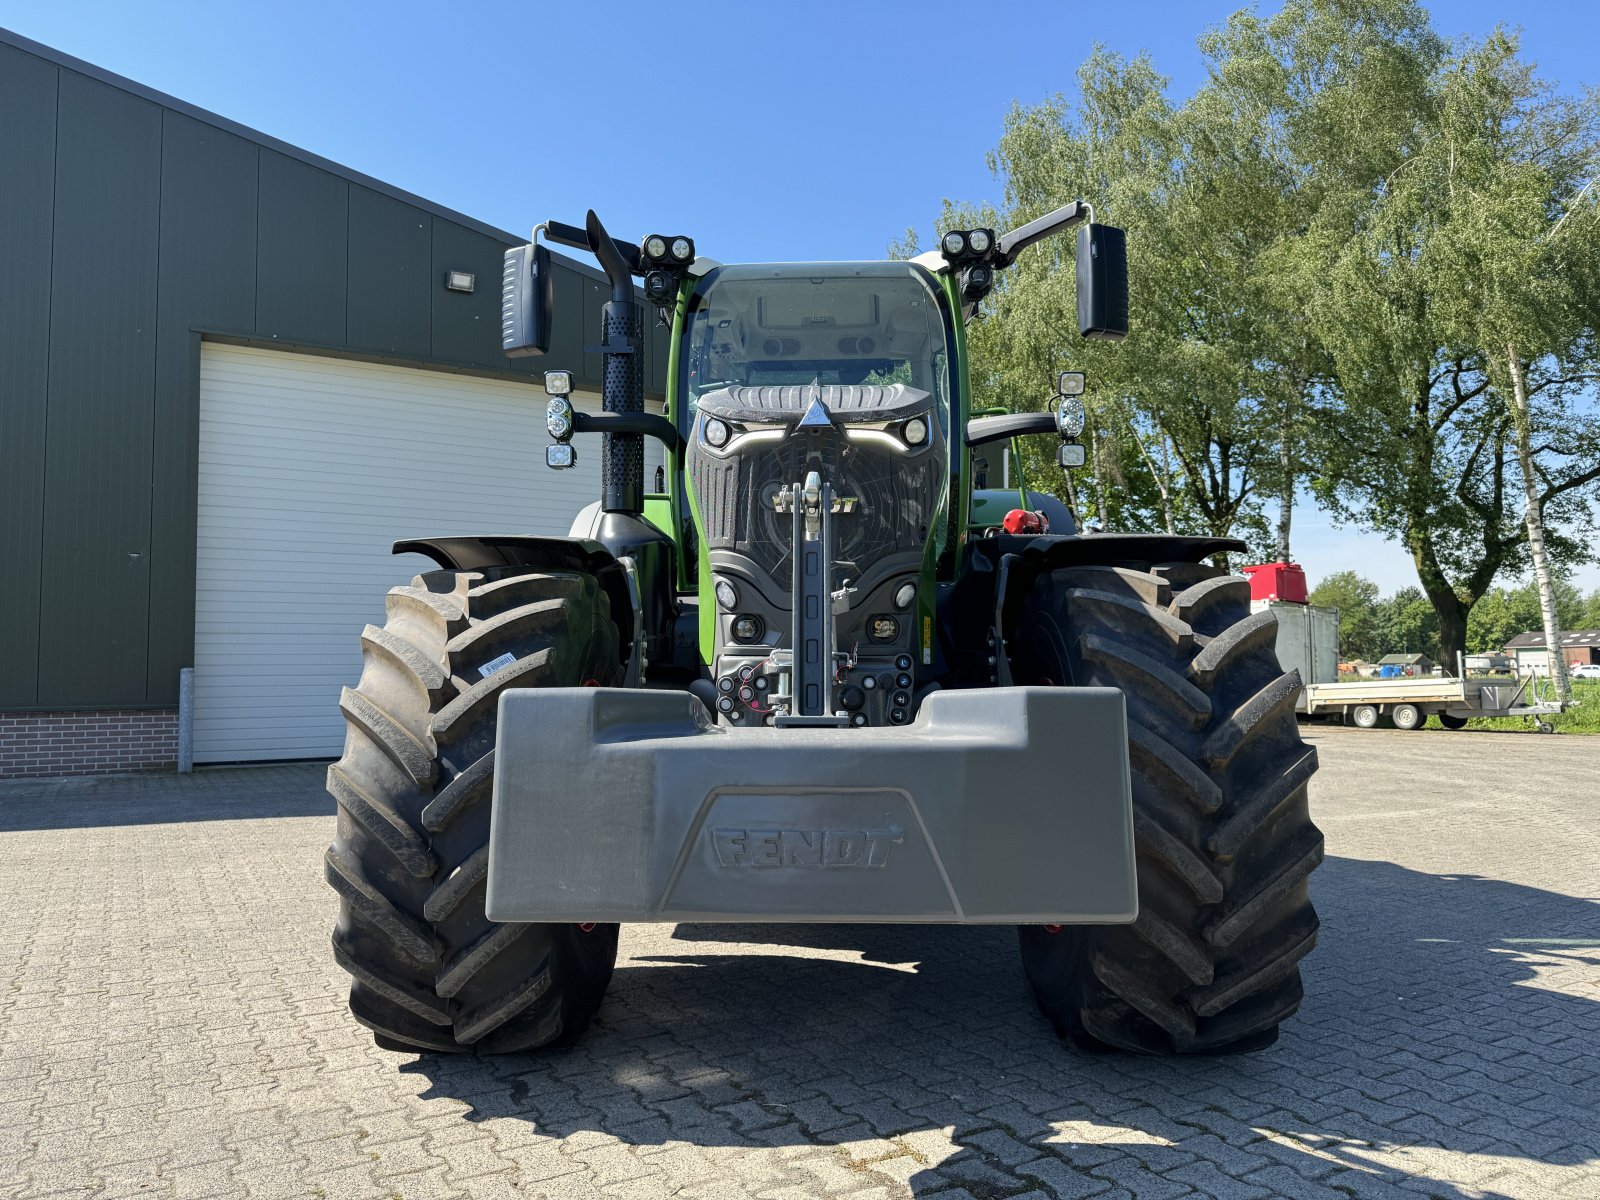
[1,725,1596,1200]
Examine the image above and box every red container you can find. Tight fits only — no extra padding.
[1241,562,1307,604]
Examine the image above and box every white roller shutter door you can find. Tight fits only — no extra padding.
[194,341,663,762]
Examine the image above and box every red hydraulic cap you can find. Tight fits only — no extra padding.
[1241,561,1307,603]
[1003,509,1050,535]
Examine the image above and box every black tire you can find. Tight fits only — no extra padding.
[1391,703,1422,731]
[1438,712,1468,730]
[325,567,624,1053]
[1011,563,1323,1054]
[1351,704,1380,729]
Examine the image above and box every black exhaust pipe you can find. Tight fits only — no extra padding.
[585,210,644,514]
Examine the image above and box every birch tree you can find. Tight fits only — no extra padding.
[1424,31,1600,697]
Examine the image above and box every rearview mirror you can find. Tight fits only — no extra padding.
[1076,224,1128,341]
[502,242,554,357]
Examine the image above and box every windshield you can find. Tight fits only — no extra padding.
[679,262,952,432]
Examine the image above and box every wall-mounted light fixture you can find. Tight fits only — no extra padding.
[444,270,476,293]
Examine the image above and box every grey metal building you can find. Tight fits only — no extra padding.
[0,27,666,777]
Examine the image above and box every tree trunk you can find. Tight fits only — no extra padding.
[1160,436,1177,535]
[1274,484,1292,561]
[1410,533,1469,677]
[1129,419,1177,534]
[1275,379,1297,561]
[1435,602,1468,680]
[1089,430,1107,530]
[1506,344,1571,702]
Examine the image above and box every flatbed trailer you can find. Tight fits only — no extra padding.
[1302,675,1565,732]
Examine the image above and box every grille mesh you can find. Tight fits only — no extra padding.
[688,386,942,583]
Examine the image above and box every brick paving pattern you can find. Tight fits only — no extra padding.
[1,727,1596,1198]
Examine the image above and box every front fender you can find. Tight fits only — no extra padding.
[394,535,635,660]
[940,532,1247,686]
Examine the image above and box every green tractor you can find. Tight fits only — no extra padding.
[323,204,1322,1056]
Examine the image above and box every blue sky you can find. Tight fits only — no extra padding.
[6,0,1598,594]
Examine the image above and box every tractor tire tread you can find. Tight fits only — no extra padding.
[325,566,622,1054]
[1014,561,1322,1055]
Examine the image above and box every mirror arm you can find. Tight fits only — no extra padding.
[994,201,1091,268]
[544,216,644,280]
[966,412,1058,447]
[572,410,685,455]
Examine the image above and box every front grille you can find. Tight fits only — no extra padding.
[687,385,943,587]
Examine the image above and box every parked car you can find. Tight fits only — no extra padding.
[1570,663,1600,679]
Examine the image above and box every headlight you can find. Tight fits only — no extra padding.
[644,235,667,259]
[703,417,730,448]
[968,228,992,254]
[941,230,967,257]
[714,579,738,609]
[732,615,763,643]
[671,237,693,262]
[543,370,572,396]
[644,269,674,303]
[902,416,929,446]
[868,616,899,643]
[545,443,576,470]
[894,582,917,610]
[1056,396,1086,439]
[546,396,574,440]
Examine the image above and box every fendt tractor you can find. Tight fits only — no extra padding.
[323,202,1323,1057]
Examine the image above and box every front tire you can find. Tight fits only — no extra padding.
[1391,703,1422,731]
[325,567,624,1053]
[1012,564,1323,1054]
[1351,704,1380,729]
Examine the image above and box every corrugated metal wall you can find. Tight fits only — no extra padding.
[0,33,669,712]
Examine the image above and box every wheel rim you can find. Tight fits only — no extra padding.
[1354,706,1378,728]
[1394,705,1420,729]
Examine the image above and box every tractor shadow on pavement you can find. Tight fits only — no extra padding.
[401,857,1600,1198]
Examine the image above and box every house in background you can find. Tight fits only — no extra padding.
[0,27,673,779]
[1504,629,1600,675]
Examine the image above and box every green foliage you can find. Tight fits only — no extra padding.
[1311,569,1597,662]
[1307,570,1383,660]
[907,0,1600,654]
[1295,18,1600,665]
[1466,577,1591,651]
[1373,586,1442,661]
[1578,588,1600,631]
[1461,678,1600,734]
[1466,586,1543,654]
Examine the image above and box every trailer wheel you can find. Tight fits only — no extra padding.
[1438,713,1468,730]
[1351,704,1380,729]
[1012,563,1322,1054]
[325,567,624,1053]
[1391,703,1422,731]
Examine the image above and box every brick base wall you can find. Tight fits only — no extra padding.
[0,709,179,779]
